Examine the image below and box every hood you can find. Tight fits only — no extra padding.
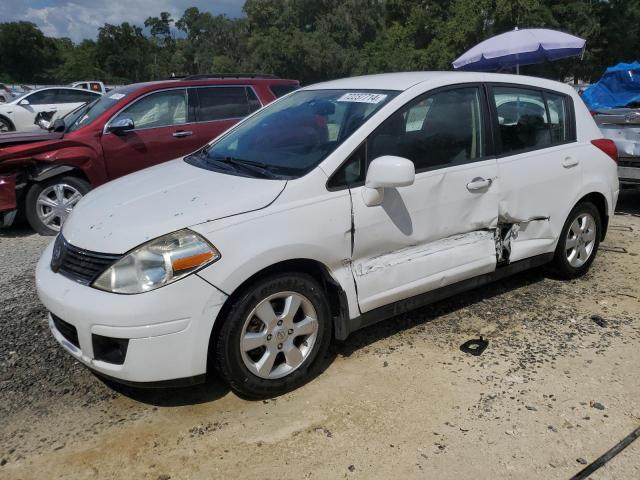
[0,131,64,150]
[62,158,287,253]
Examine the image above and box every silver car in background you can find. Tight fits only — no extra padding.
[593,108,640,185]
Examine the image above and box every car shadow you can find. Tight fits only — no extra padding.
[0,221,36,238]
[334,266,547,358]
[96,373,231,407]
[615,188,640,216]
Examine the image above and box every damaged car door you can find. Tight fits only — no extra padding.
[346,86,499,313]
[489,85,580,262]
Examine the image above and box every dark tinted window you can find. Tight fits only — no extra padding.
[246,87,262,113]
[59,89,100,103]
[492,87,552,154]
[270,84,299,98]
[369,87,485,172]
[26,89,58,105]
[196,86,254,121]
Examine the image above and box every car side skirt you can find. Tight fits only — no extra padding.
[344,253,554,337]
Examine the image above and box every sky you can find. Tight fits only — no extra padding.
[0,0,246,42]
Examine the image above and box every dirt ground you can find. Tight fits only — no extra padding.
[1,191,639,480]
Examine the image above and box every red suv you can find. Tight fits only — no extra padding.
[0,75,299,234]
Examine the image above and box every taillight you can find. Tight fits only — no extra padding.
[591,139,618,163]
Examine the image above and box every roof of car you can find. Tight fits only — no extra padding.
[120,77,299,93]
[303,71,574,95]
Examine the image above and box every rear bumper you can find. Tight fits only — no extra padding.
[618,157,640,184]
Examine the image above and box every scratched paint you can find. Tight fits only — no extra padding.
[355,230,494,277]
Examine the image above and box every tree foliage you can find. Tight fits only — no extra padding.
[0,1,637,85]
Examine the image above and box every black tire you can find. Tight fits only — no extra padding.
[215,273,333,399]
[0,115,14,132]
[552,201,601,279]
[25,175,90,236]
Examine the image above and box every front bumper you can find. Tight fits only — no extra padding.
[36,241,228,383]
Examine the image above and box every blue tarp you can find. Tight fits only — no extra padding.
[582,62,640,110]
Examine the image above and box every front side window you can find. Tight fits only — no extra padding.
[492,87,551,154]
[26,89,58,105]
[114,89,187,129]
[188,89,398,178]
[368,87,485,172]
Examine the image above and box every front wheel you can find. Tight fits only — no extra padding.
[214,273,332,399]
[552,201,601,279]
[25,176,90,235]
[0,116,14,132]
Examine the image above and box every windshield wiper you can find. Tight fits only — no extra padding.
[209,155,280,179]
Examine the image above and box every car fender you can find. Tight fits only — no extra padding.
[192,172,359,320]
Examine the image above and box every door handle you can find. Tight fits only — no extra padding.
[172,130,193,138]
[562,156,579,168]
[466,177,492,191]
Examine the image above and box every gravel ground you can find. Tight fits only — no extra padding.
[1,191,639,479]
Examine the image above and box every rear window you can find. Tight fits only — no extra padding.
[270,84,299,98]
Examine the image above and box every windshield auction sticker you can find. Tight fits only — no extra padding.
[337,93,387,104]
[109,93,126,100]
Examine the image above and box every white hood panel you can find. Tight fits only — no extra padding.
[62,159,286,253]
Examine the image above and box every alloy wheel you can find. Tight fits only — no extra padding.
[36,183,83,231]
[240,291,319,380]
[565,212,597,268]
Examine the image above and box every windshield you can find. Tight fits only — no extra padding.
[186,89,398,178]
[65,88,134,132]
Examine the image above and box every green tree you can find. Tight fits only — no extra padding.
[0,22,61,82]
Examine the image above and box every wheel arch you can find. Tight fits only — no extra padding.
[576,191,609,241]
[0,114,15,131]
[206,258,350,372]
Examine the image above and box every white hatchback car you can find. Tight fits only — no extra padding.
[0,87,101,132]
[36,72,619,398]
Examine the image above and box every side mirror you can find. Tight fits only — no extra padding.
[51,118,65,132]
[107,117,134,135]
[362,155,415,207]
[18,99,30,106]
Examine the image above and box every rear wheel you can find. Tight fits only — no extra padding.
[25,176,90,235]
[552,201,601,279]
[214,273,332,399]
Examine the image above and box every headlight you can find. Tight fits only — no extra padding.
[92,229,220,294]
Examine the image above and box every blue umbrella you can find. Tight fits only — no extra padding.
[452,28,586,74]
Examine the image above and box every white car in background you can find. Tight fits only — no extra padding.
[36,72,619,399]
[0,87,101,133]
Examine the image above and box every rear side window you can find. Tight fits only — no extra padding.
[368,86,485,172]
[491,86,573,154]
[545,92,569,143]
[195,86,259,122]
[270,84,299,98]
[59,90,99,103]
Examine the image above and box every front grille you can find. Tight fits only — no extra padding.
[51,314,80,349]
[51,235,122,285]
